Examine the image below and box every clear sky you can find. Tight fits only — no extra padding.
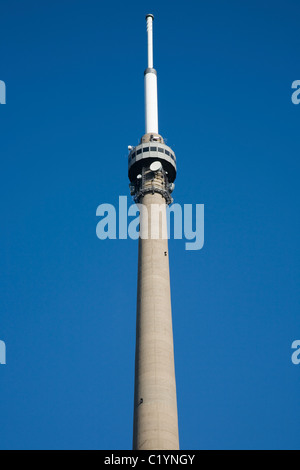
[0,0,299,450]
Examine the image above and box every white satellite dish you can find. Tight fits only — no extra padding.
[150,161,162,172]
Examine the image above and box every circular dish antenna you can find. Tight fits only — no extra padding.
[169,183,175,193]
[150,161,162,172]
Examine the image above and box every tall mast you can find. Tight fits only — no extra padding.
[144,14,158,134]
[128,14,179,450]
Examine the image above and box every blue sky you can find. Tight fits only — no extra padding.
[0,0,300,450]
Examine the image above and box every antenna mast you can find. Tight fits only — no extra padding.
[144,14,158,135]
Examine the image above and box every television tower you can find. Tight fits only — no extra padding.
[128,14,179,450]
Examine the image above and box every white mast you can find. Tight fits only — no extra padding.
[144,14,159,135]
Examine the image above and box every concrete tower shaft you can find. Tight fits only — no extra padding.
[133,192,179,450]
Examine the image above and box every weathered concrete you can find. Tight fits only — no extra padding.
[132,192,179,450]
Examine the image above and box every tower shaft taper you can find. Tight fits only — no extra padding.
[133,192,179,450]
